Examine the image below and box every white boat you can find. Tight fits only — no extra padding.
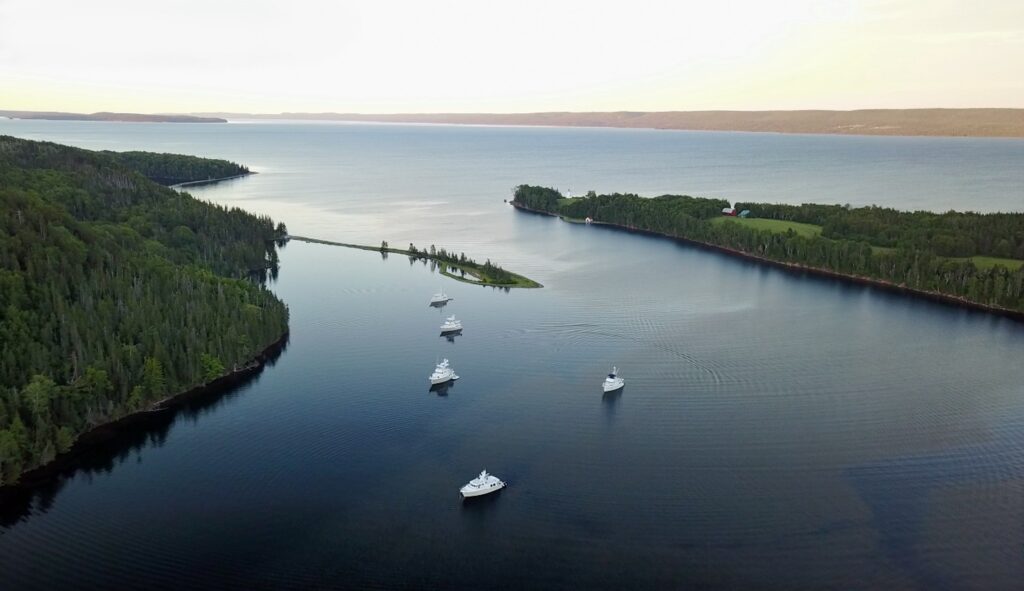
[440,315,463,334]
[460,469,506,498]
[429,358,459,385]
[429,289,452,306]
[602,367,624,393]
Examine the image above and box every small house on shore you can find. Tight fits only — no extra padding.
[721,207,737,216]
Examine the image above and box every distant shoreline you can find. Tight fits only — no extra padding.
[0,110,226,123]
[194,108,1024,138]
[6,108,1023,137]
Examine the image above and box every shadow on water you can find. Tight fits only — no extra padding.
[429,381,455,396]
[441,330,462,343]
[602,388,623,417]
[0,337,290,527]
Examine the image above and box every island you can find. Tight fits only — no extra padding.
[513,185,1024,318]
[0,136,288,487]
[290,236,542,288]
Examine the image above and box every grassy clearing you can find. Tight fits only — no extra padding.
[954,255,1024,270]
[711,216,822,238]
[868,247,1020,269]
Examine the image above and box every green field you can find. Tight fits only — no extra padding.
[711,216,822,237]
[955,255,1024,270]
[708,223,1022,269]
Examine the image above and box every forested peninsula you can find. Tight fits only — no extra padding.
[513,186,1024,316]
[0,136,289,485]
[102,151,251,186]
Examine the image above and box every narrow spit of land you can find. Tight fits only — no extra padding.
[289,236,543,288]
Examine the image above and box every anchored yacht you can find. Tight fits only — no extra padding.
[440,315,463,334]
[429,358,459,385]
[429,289,452,306]
[602,367,625,393]
[460,470,506,498]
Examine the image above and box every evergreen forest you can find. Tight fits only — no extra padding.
[102,150,250,185]
[0,136,288,484]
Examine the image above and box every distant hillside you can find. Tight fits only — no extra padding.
[196,109,1024,138]
[0,110,226,123]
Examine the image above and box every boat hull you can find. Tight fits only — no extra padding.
[430,374,458,385]
[461,481,505,498]
[602,382,624,393]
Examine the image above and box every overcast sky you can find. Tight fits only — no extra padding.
[0,0,1021,113]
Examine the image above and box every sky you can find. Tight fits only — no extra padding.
[0,0,1022,113]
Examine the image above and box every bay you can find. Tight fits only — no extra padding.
[2,119,1024,589]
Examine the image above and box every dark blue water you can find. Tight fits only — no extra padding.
[2,120,1024,589]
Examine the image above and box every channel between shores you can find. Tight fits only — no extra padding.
[512,201,1024,322]
[0,331,290,503]
[289,235,543,288]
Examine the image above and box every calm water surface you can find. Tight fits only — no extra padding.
[2,120,1024,589]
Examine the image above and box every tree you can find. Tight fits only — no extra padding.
[23,375,57,420]
[0,429,20,485]
[141,357,166,400]
[201,353,225,383]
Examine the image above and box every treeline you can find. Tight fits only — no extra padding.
[406,243,517,284]
[102,150,250,186]
[733,201,1024,259]
[513,185,1024,313]
[0,136,289,484]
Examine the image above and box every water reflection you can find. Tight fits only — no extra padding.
[602,388,622,409]
[429,381,454,396]
[0,338,289,525]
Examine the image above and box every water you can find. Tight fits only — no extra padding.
[2,119,1024,589]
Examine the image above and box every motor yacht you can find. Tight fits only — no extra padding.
[429,289,452,306]
[440,315,463,334]
[429,358,459,385]
[602,367,624,393]
[460,470,505,498]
